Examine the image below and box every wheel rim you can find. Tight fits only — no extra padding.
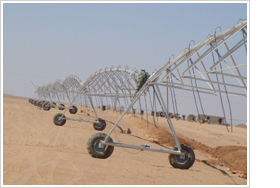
[95,122,104,129]
[93,138,108,153]
[94,120,105,129]
[56,115,64,123]
[174,150,190,164]
[44,102,50,108]
[70,106,77,113]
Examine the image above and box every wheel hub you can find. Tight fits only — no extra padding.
[57,116,64,122]
[175,150,190,164]
[94,138,106,153]
[95,121,104,128]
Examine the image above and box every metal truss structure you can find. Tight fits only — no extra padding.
[29,19,247,169]
[31,75,83,113]
[30,66,142,131]
[52,66,141,129]
[87,19,247,169]
[82,65,139,109]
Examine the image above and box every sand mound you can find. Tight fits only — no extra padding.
[210,146,247,175]
[123,115,247,177]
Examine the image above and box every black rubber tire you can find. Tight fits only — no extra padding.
[51,102,56,108]
[168,144,195,169]
[87,133,114,159]
[53,113,66,126]
[93,118,106,131]
[38,100,45,107]
[69,105,78,114]
[58,104,65,110]
[43,102,51,111]
[34,100,39,106]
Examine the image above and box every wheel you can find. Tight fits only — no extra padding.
[38,100,45,107]
[43,102,51,111]
[87,133,114,159]
[53,113,66,126]
[58,104,65,110]
[69,105,78,114]
[93,118,106,131]
[34,100,39,106]
[168,144,195,169]
[51,102,56,108]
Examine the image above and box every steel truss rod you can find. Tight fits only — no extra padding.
[93,73,108,94]
[103,69,160,138]
[106,70,127,95]
[180,76,246,89]
[160,19,247,81]
[87,93,132,98]
[181,35,247,76]
[102,83,182,153]
[86,74,103,94]
[209,38,247,70]
[61,117,98,123]
[189,60,214,90]
[196,52,215,90]
[153,82,247,97]
[153,85,181,150]
[86,94,99,119]
[100,141,184,156]
[84,68,137,98]
[95,71,116,94]
[210,71,247,80]
[224,42,247,90]
[100,71,120,94]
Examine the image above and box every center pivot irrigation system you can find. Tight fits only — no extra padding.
[31,19,247,169]
[53,66,140,131]
[31,75,82,113]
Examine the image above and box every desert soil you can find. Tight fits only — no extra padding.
[3,95,247,185]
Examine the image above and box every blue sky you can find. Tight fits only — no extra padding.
[2,2,247,125]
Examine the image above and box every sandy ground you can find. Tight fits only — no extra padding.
[2,95,247,185]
